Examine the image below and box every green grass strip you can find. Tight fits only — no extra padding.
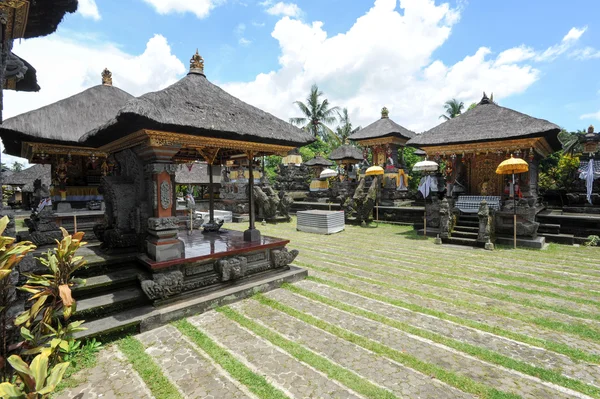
[304,275,600,365]
[298,261,600,343]
[252,294,520,399]
[173,319,289,399]
[284,283,600,398]
[117,336,183,399]
[217,306,398,399]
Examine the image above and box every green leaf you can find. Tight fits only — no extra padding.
[7,355,32,377]
[0,382,25,398]
[20,327,34,342]
[30,352,49,392]
[45,361,70,389]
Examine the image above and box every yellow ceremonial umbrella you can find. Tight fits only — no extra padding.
[496,155,529,249]
[364,166,384,222]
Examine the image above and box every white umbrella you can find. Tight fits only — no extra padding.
[320,168,338,179]
[412,160,439,172]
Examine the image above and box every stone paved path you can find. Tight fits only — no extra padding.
[56,221,600,399]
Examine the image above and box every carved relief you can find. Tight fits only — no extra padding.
[160,180,172,210]
[216,256,248,281]
[140,271,184,300]
[147,217,179,231]
[271,248,299,268]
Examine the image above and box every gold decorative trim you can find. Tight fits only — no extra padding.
[418,137,553,158]
[99,129,294,157]
[0,0,30,40]
[353,136,407,147]
[23,142,106,160]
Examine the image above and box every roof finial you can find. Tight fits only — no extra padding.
[589,125,595,134]
[189,49,205,76]
[381,106,389,119]
[101,68,112,86]
[479,92,491,105]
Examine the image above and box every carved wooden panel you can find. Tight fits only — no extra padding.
[469,154,504,196]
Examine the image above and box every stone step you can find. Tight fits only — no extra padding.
[54,345,153,399]
[459,214,479,221]
[453,225,478,232]
[189,311,365,399]
[444,237,478,247]
[231,300,473,399]
[264,289,584,399]
[456,220,478,227]
[137,325,251,398]
[295,279,600,387]
[74,305,156,340]
[451,231,478,239]
[74,286,148,321]
[538,223,561,234]
[72,266,146,298]
[539,233,575,245]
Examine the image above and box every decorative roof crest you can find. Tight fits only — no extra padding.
[101,68,112,86]
[381,106,389,119]
[189,49,205,75]
[589,125,595,134]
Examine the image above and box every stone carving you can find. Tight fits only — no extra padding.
[145,163,179,175]
[203,218,224,233]
[343,177,378,226]
[277,189,293,221]
[140,270,184,300]
[254,186,278,219]
[148,217,179,231]
[425,196,441,228]
[160,180,171,210]
[477,200,491,243]
[274,164,310,192]
[439,198,451,239]
[152,181,158,210]
[216,256,248,281]
[19,179,62,246]
[271,247,299,268]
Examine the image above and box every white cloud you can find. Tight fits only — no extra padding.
[77,0,101,20]
[570,46,600,60]
[252,21,266,27]
[265,2,302,18]
[535,25,587,61]
[581,110,600,121]
[2,34,186,166]
[239,37,252,46]
[563,26,587,42]
[235,23,246,35]
[495,46,536,66]
[223,0,540,134]
[141,0,223,19]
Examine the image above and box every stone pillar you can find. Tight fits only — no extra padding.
[145,163,184,262]
[244,153,261,241]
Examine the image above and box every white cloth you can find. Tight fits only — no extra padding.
[185,193,195,206]
[418,175,432,198]
[579,159,600,204]
[36,198,52,213]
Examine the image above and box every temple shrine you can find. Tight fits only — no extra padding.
[349,107,415,205]
[408,94,562,248]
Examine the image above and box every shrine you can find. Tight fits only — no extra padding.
[77,50,312,304]
[349,107,415,205]
[408,94,562,248]
[304,155,334,200]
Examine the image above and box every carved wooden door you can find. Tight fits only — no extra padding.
[469,154,503,196]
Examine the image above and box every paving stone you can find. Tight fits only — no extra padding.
[188,310,363,399]
[295,279,600,387]
[137,325,251,399]
[308,269,600,357]
[264,288,590,399]
[54,345,154,399]
[231,300,474,399]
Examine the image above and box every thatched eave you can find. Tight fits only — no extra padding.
[24,0,78,39]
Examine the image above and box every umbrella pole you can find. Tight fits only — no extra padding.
[513,172,516,249]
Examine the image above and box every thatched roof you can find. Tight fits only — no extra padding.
[304,156,332,167]
[175,163,222,185]
[5,53,40,92]
[407,95,562,151]
[2,164,51,190]
[81,61,314,148]
[349,108,415,141]
[413,149,426,156]
[1,84,134,157]
[24,0,78,38]
[329,144,363,161]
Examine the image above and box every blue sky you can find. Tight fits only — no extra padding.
[3,0,600,166]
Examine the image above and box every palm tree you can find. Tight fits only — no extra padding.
[439,99,464,120]
[332,108,360,147]
[290,84,339,142]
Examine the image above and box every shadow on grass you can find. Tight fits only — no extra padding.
[396,229,429,240]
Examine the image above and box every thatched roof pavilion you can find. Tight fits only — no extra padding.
[349,107,415,145]
[407,94,561,153]
[81,51,313,153]
[1,69,134,160]
[329,144,363,164]
[304,156,333,167]
[2,164,51,191]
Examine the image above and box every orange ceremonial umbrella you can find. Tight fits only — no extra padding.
[496,155,529,249]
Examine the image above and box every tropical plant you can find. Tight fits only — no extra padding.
[439,99,464,120]
[332,108,360,147]
[0,349,70,398]
[290,84,339,142]
[11,162,23,173]
[16,229,87,354]
[585,235,600,247]
[0,216,37,382]
[467,103,477,111]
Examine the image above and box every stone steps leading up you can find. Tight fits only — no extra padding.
[538,233,575,245]
[72,266,146,299]
[74,286,148,321]
[453,225,478,233]
[451,231,478,239]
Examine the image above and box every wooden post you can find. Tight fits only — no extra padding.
[424,211,427,237]
[208,163,214,224]
[513,214,517,249]
[73,214,77,234]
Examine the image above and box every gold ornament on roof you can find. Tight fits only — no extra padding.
[381,107,389,119]
[589,125,595,134]
[101,68,112,86]
[190,49,205,74]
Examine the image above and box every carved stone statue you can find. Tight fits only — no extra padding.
[439,198,451,239]
[216,256,248,281]
[477,200,491,244]
[343,176,378,226]
[277,189,293,221]
[18,179,62,246]
[140,270,184,300]
[271,248,299,268]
